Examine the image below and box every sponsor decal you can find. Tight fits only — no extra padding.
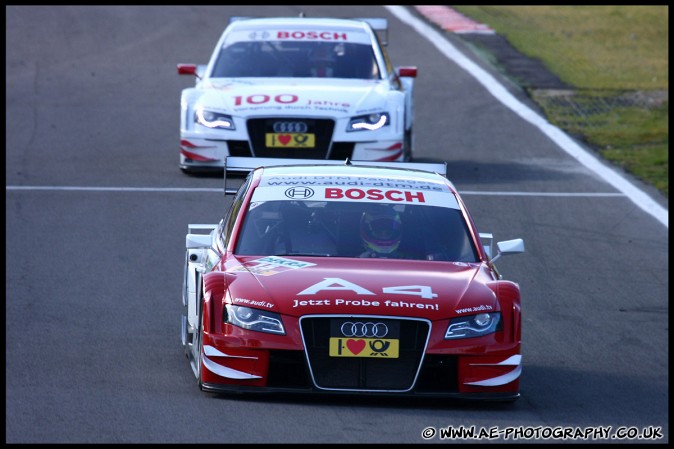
[291,298,439,311]
[265,133,315,148]
[251,185,458,208]
[291,278,440,310]
[277,30,349,41]
[261,175,450,191]
[229,94,351,114]
[232,297,274,309]
[325,187,425,203]
[228,29,371,45]
[284,186,315,199]
[329,318,400,358]
[305,99,350,108]
[329,337,399,358]
[455,304,494,314]
[299,278,437,298]
[229,256,316,276]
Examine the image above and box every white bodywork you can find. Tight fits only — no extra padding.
[178,17,416,172]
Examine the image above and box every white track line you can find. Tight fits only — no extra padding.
[4,185,624,197]
[5,7,666,227]
[387,5,667,228]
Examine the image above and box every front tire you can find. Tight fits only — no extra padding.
[185,266,204,382]
[181,251,189,356]
[195,301,205,390]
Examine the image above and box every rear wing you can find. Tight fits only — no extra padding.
[224,156,448,195]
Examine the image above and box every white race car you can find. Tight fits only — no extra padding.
[177,16,417,174]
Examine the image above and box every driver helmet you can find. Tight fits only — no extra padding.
[360,207,403,254]
[309,44,336,77]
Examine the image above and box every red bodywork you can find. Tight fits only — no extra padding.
[191,164,522,401]
[199,256,520,398]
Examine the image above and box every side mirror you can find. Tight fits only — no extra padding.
[177,63,204,80]
[186,223,217,249]
[491,238,525,263]
[177,63,197,76]
[396,66,417,78]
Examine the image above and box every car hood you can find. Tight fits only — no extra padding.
[225,256,499,320]
[196,78,392,118]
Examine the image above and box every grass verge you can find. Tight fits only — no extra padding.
[451,5,668,197]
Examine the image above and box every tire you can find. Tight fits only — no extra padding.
[181,252,189,355]
[185,266,204,383]
[195,300,205,390]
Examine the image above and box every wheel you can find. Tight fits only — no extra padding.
[194,300,205,390]
[186,272,205,386]
[181,252,189,355]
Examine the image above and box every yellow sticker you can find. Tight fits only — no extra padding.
[329,337,399,358]
[265,133,315,148]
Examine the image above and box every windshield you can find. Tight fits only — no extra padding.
[235,200,478,262]
[211,40,380,79]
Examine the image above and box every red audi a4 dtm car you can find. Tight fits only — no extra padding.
[182,157,525,401]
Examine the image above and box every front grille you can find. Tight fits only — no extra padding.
[247,118,335,158]
[300,316,430,391]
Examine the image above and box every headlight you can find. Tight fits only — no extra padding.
[444,312,501,339]
[225,304,285,334]
[346,112,390,132]
[195,108,235,130]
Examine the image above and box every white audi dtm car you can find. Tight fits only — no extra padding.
[177,16,417,174]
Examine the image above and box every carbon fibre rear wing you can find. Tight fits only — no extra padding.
[223,156,448,195]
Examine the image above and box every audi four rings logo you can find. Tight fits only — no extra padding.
[340,322,389,338]
[285,187,314,199]
[273,121,308,133]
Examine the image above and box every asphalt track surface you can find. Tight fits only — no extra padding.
[5,5,668,444]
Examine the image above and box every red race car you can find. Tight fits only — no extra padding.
[181,157,525,401]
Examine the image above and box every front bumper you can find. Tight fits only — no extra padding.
[199,315,521,401]
[180,136,405,169]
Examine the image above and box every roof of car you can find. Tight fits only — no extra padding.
[255,163,457,194]
[228,17,377,30]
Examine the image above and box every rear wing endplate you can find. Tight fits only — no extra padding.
[353,18,387,31]
[353,18,388,45]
